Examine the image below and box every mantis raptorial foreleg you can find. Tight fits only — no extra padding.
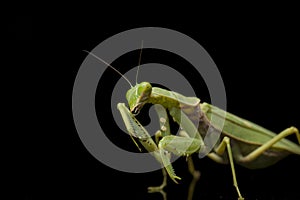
[153,105,201,200]
[140,104,203,193]
[148,105,172,193]
[117,103,179,183]
[153,104,171,144]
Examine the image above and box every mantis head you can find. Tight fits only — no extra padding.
[126,82,152,115]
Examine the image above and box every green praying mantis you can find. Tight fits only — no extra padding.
[85,47,300,200]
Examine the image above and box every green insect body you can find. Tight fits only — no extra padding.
[118,81,300,200]
[201,103,300,169]
[84,50,300,200]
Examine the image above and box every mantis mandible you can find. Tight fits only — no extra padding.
[85,47,300,200]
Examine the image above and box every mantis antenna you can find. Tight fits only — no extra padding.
[83,50,133,88]
[135,40,144,84]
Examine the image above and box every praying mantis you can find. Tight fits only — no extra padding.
[85,48,300,200]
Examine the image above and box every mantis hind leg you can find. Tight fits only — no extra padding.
[240,126,300,163]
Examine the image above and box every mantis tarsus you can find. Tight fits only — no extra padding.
[86,48,300,200]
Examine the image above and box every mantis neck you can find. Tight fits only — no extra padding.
[148,87,180,111]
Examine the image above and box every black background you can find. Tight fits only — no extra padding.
[14,7,300,200]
